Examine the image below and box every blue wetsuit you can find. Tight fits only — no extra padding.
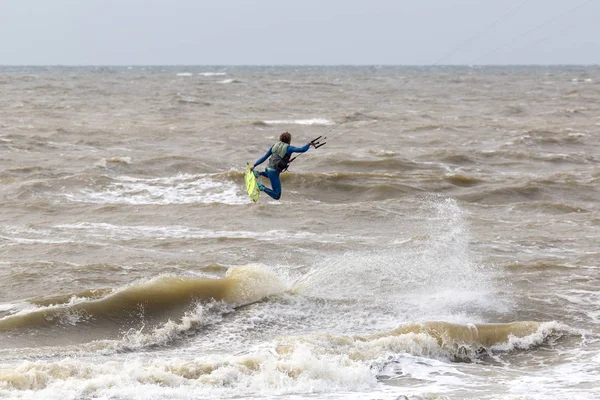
[253,143,310,200]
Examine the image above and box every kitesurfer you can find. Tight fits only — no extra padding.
[250,132,311,200]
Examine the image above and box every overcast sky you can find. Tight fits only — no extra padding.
[0,0,597,65]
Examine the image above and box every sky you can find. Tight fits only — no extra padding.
[0,0,598,65]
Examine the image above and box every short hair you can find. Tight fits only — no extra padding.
[280,132,291,144]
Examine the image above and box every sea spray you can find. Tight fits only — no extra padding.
[293,196,500,323]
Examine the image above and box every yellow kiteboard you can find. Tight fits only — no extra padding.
[244,163,259,202]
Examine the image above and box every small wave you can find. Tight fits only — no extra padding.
[460,175,594,205]
[176,73,193,77]
[284,170,403,185]
[218,79,240,84]
[361,320,574,364]
[555,108,588,117]
[503,105,526,116]
[482,149,586,164]
[566,132,587,140]
[505,261,581,272]
[198,72,227,77]
[94,157,132,169]
[377,321,547,352]
[511,201,588,214]
[262,118,333,126]
[370,150,396,158]
[522,130,589,146]
[443,174,482,187]
[409,124,461,133]
[175,95,211,106]
[343,112,378,122]
[3,166,45,175]
[427,150,476,165]
[323,157,422,171]
[571,78,593,83]
[461,184,543,204]
[15,74,40,82]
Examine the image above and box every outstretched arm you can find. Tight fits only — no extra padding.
[252,146,273,169]
[286,143,311,156]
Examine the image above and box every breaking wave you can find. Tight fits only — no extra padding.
[0,321,574,397]
[0,266,285,332]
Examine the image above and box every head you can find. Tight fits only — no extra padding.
[280,132,291,144]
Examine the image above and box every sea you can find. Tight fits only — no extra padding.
[0,65,599,400]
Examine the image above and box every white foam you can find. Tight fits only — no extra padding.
[111,301,234,352]
[588,309,600,324]
[0,234,74,245]
[63,173,248,205]
[0,297,89,325]
[489,321,571,352]
[377,353,467,390]
[198,72,227,76]
[218,79,237,84]
[0,334,387,398]
[263,119,334,126]
[176,72,193,77]
[502,346,600,400]
[55,222,347,244]
[0,303,17,313]
[5,323,572,399]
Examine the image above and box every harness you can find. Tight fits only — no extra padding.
[267,141,290,172]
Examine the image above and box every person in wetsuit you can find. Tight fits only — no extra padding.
[250,132,311,200]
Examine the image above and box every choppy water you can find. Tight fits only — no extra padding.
[0,66,599,399]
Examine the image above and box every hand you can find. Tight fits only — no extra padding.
[250,165,255,171]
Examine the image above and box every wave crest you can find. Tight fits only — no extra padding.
[0,266,285,332]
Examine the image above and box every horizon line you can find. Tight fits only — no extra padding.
[1,63,599,68]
